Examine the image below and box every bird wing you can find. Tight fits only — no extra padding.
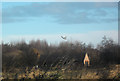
[61,36,66,39]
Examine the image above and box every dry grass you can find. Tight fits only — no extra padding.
[1,64,120,79]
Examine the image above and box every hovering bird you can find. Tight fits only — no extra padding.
[61,36,67,40]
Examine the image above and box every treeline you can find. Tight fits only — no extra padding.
[2,36,120,72]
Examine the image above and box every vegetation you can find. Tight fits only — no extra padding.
[1,36,120,79]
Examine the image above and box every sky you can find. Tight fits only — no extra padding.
[1,2,118,46]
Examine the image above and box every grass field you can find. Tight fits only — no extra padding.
[1,64,120,79]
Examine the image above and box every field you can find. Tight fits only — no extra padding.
[1,64,120,79]
[1,37,120,80]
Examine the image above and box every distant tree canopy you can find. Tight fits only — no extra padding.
[98,36,120,64]
[2,36,120,72]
